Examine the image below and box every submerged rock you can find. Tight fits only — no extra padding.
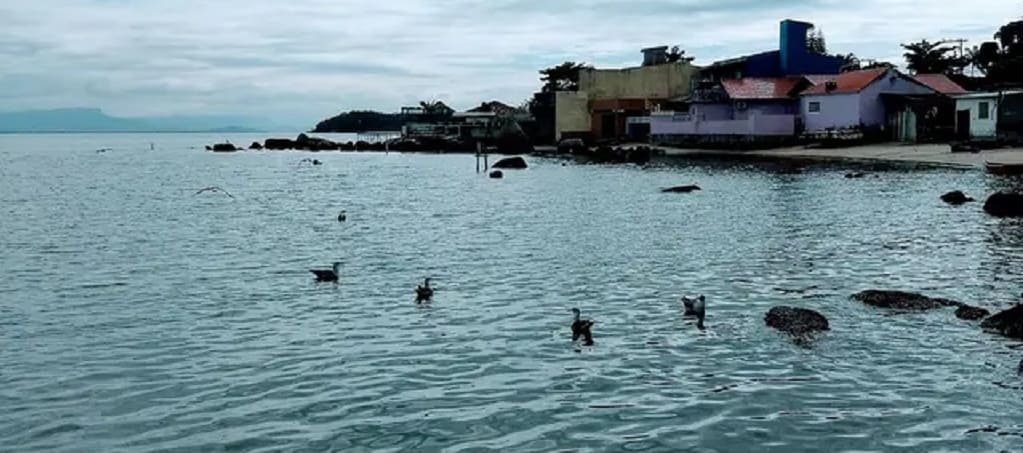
[489,170,504,179]
[764,306,830,336]
[264,138,296,150]
[211,143,238,152]
[983,192,1023,218]
[492,156,528,169]
[249,141,263,150]
[955,305,990,321]
[851,290,961,310]
[662,185,701,193]
[941,190,974,205]
[845,172,866,179]
[981,305,1023,340]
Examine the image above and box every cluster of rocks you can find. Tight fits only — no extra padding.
[938,189,1023,218]
[580,145,656,165]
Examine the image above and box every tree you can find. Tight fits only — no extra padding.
[901,39,967,75]
[807,29,827,55]
[996,20,1023,56]
[539,61,592,92]
[839,54,894,72]
[970,41,1002,75]
[666,45,695,63]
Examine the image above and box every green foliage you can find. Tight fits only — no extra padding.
[539,61,592,92]
[901,39,968,75]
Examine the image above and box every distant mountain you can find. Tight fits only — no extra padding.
[0,108,282,133]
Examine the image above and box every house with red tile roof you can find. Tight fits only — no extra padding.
[799,68,936,134]
[649,76,811,146]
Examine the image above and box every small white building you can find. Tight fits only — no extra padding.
[954,92,1002,139]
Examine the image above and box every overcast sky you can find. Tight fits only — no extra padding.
[0,0,1018,127]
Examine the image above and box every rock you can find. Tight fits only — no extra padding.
[845,172,866,179]
[662,185,701,193]
[295,133,340,151]
[941,190,974,205]
[492,156,528,169]
[983,192,1023,218]
[249,141,263,150]
[558,138,586,154]
[205,145,212,151]
[765,306,830,336]
[211,143,238,152]
[489,170,504,179]
[981,305,1023,340]
[354,140,371,151]
[264,138,296,150]
[955,305,990,321]
[312,159,322,166]
[627,146,652,165]
[851,290,961,310]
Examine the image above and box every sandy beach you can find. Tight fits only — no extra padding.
[653,143,1023,169]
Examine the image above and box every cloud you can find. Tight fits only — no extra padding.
[0,0,1018,127]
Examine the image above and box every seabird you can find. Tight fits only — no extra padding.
[338,210,347,222]
[310,261,341,283]
[681,295,706,330]
[415,278,434,304]
[571,308,595,346]
[194,186,234,198]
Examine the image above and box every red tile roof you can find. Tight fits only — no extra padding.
[721,77,807,100]
[912,74,968,95]
[801,68,890,95]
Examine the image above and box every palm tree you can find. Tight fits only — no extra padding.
[902,39,965,75]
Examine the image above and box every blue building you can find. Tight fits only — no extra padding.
[701,20,846,80]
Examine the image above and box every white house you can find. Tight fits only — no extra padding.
[954,92,1004,139]
[799,68,935,133]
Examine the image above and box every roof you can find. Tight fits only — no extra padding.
[953,91,1023,99]
[912,74,968,95]
[720,77,807,100]
[801,68,890,95]
[706,51,776,69]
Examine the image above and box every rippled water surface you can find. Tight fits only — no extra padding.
[3,133,1023,452]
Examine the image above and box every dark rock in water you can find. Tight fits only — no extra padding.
[765,306,830,335]
[558,138,586,154]
[955,305,990,321]
[264,138,296,150]
[354,140,371,151]
[211,143,238,152]
[852,290,961,310]
[981,305,1023,340]
[662,185,701,193]
[312,159,322,166]
[249,141,263,150]
[489,170,504,179]
[983,192,1023,218]
[205,145,212,151]
[941,190,974,205]
[296,133,340,151]
[845,172,866,179]
[492,156,528,169]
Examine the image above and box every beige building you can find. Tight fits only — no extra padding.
[555,48,699,141]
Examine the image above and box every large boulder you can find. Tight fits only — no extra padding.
[981,305,1023,340]
[955,305,990,321]
[984,192,1023,218]
[941,190,974,205]
[249,141,263,150]
[492,156,528,169]
[489,170,504,179]
[264,138,296,150]
[662,185,701,193]
[295,133,340,151]
[211,143,238,152]
[765,306,830,336]
[852,290,961,310]
[558,138,586,154]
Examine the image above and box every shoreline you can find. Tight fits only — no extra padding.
[642,143,1023,170]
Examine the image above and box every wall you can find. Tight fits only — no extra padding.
[801,93,860,131]
[649,112,795,136]
[956,97,999,138]
[733,101,795,120]
[858,71,935,127]
[779,20,845,75]
[554,91,591,140]
[579,62,698,101]
[690,103,733,121]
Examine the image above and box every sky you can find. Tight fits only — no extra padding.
[0,0,1019,128]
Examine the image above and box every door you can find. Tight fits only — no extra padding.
[956,109,971,140]
[601,113,617,139]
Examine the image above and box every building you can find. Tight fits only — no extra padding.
[883,74,968,143]
[799,68,935,135]
[552,50,699,142]
[649,77,810,146]
[954,92,1001,140]
[700,20,846,81]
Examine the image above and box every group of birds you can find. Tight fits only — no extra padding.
[308,262,436,305]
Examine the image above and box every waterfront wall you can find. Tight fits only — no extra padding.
[649,112,796,136]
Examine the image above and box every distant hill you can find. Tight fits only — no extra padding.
[0,108,279,133]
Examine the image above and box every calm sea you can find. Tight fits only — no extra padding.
[2,133,1023,452]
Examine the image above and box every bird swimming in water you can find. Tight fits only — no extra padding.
[310,262,341,283]
[194,186,234,198]
[415,278,434,304]
[338,210,347,222]
[681,295,706,330]
[571,308,595,346]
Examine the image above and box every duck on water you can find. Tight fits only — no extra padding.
[310,262,341,283]
[416,278,434,304]
[681,295,706,330]
[571,308,595,346]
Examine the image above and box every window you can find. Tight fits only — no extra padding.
[979,102,990,119]
[808,102,821,113]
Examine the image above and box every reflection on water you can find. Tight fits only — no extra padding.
[1,133,1023,452]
